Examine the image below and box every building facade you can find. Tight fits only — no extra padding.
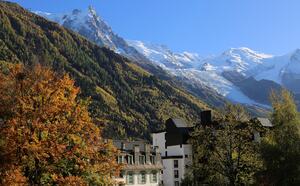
[151,111,273,186]
[152,118,193,186]
[113,140,163,186]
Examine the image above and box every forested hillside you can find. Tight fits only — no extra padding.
[0,1,211,139]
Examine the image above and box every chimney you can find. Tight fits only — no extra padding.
[134,145,140,165]
[201,110,212,125]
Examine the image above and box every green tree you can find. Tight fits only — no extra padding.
[259,90,300,185]
[188,104,262,186]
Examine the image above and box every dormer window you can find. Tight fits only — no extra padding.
[117,155,124,164]
[150,155,155,164]
[127,155,133,165]
[139,155,145,164]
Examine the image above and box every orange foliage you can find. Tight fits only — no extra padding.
[56,176,88,186]
[0,64,120,185]
[1,166,28,186]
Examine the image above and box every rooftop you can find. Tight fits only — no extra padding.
[257,117,273,127]
[171,118,190,128]
[113,140,156,153]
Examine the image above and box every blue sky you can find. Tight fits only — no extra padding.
[8,0,300,55]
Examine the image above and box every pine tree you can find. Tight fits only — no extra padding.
[259,90,300,185]
[0,64,120,185]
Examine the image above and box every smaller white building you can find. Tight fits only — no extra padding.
[152,118,193,186]
[113,140,163,186]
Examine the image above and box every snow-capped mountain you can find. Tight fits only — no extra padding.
[128,42,269,105]
[202,47,273,75]
[35,7,150,64]
[35,7,300,108]
[127,40,202,69]
[129,41,300,105]
[254,49,300,93]
[126,41,260,105]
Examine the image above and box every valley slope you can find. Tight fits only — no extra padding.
[38,7,299,109]
[36,7,272,115]
[0,1,214,139]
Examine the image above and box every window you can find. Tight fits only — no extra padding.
[117,156,124,164]
[119,171,124,178]
[138,172,146,184]
[151,171,158,183]
[175,181,180,186]
[150,155,155,164]
[139,155,145,164]
[127,155,133,165]
[174,160,178,168]
[174,170,179,178]
[126,172,134,185]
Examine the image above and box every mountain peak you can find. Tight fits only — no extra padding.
[34,6,117,47]
[228,47,254,52]
[224,47,272,59]
[88,5,98,18]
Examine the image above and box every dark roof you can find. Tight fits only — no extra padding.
[256,117,273,127]
[151,130,166,134]
[171,118,190,128]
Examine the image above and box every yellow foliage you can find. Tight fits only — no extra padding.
[0,64,121,185]
[126,62,151,77]
[96,86,118,107]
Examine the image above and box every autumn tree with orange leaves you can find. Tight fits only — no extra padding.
[0,64,120,185]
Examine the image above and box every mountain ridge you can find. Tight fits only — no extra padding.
[35,7,299,109]
[34,6,280,115]
[0,1,216,139]
[130,42,300,107]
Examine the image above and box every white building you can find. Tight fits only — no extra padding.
[113,140,163,186]
[151,111,273,186]
[152,118,194,186]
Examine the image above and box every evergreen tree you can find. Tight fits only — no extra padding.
[259,90,300,185]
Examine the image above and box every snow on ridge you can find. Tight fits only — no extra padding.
[228,47,273,59]
[254,49,300,84]
[33,7,299,107]
[199,47,274,75]
[127,40,202,68]
[128,40,267,105]
[128,40,300,106]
